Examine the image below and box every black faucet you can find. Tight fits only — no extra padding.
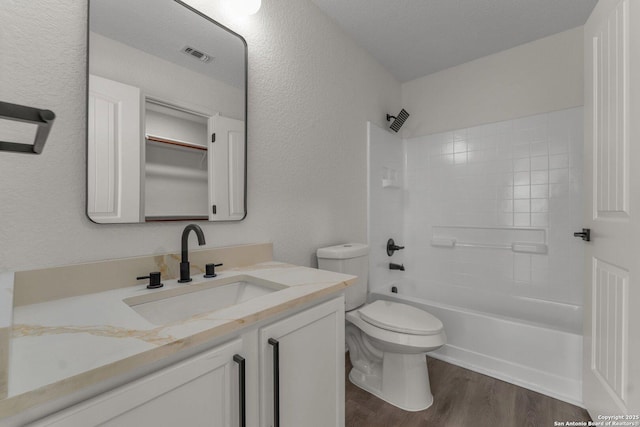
[389,263,405,271]
[178,224,206,283]
[386,239,405,256]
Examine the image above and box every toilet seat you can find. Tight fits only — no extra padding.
[359,300,443,335]
[346,302,446,354]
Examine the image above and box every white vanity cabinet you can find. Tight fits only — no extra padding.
[259,297,345,427]
[28,339,244,427]
[27,297,344,427]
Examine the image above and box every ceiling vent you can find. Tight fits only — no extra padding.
[180,46,213,63]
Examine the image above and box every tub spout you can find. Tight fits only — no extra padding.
[389,263,405,271]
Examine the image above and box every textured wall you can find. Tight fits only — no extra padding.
[0,0,401,271]
[401,27,584,138]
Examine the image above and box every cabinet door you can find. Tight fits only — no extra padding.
[259,297,345,427]
[208,115,246,221]
[87,75,142,223]
[29,339,245,427]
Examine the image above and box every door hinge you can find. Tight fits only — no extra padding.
[212,205,217,214]
[211,133,216,143]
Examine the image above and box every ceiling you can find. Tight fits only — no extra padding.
[310,0,597,82]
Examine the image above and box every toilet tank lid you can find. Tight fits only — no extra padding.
[317,243,369,259]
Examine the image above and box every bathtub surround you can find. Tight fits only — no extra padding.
[0,273,13,400]
[403,108,584,331]
[0,0,401,272]
[367,107,585,404]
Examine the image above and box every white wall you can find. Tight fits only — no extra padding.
[401,27,584,138]
[0,0,400,272]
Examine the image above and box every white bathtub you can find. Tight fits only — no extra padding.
[369,291,583,406]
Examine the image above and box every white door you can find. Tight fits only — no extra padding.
[208,115,246,221]
[583,0,640,417]
[259,297,345,427]
[28,339,245,427]
[87,75,142,223]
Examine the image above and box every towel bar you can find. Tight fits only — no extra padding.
[0,101,55,154]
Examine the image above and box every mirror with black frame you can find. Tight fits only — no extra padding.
[87,0,247,223]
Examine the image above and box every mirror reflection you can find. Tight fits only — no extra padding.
[87,0,247,223]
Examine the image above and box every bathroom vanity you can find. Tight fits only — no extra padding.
[0,244,354,427]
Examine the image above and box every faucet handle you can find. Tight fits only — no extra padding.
[204,263,224,278]
[136,271,164,289]
[386,239,405,256]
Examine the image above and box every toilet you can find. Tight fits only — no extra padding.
[317,243,446,412]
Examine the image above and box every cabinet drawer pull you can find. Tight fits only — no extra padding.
[268,338,280,427]
[233,354,246,427]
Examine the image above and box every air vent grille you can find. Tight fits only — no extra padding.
[180,46,213,63]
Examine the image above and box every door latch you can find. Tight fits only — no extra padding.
[573,228,591,242]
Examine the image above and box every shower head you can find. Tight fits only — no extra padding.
[386,109,409,132]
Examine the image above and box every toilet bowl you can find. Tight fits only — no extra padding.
[316,243,446,412]
[346,300,446,411]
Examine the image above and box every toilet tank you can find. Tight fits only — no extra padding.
[317,243,368,310]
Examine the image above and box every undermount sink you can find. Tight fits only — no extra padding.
[124,276,285,325]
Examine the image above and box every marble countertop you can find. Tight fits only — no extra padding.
[1,262,355,418]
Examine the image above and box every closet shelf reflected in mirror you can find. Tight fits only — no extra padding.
[144,100,210,223]
[146,135,208,152]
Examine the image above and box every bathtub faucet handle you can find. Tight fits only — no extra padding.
[386,238,405,256]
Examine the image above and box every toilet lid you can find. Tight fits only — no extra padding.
[359,300,443,335]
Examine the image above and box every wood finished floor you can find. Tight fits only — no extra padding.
[345,355,591,427]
